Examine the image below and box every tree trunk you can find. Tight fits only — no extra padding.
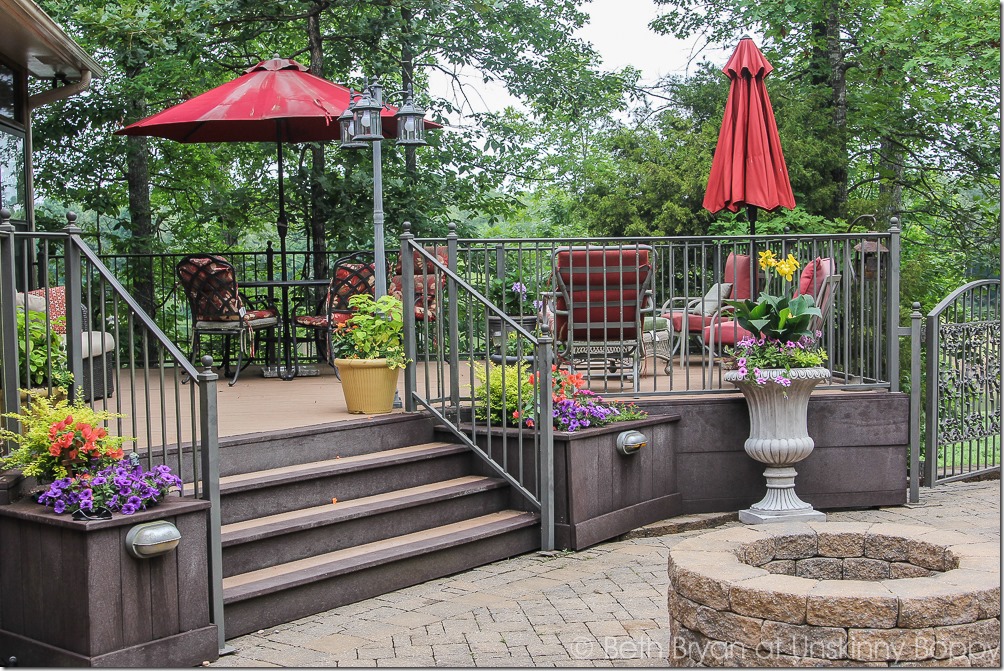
[307,8,328,281]
[825,0,849,218]
[877,136,904,224]
[401,5,418,234]
[123,64,156,320]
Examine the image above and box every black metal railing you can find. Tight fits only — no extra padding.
[0,211,227,652]
[399,223,555,550]
[924,279,1002,484]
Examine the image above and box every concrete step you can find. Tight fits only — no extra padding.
[221,475,511,576]
[222,510,541,637]
[214,442,473,524]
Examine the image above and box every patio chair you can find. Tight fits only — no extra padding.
[389,246,448,323]
[702,256,839,353]
[543,245,655,391]
[292,251,378,366]
[659,252,754,357]
[176,254,279,386]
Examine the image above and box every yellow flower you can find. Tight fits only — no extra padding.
[774,254,800,282]
[758,249,778,269]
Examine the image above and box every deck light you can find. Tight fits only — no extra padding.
[126,520,182,559]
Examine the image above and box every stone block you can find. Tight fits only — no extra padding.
[933,570,1001,619]
[810,522,873,558]
[764,560,796,576]
[906,541,950,572]
[796,558,844,580]
[934,619,1001,658]
[667,590,702,631]
[844,557,892,581]
[890,563,935,579]
[742,538,777,567]
[693,606,763,648]
[967,646,1000,667]
[669,550,768,610]
[806,580,898,629]
[892,654,972,667]
[760,525,818,560]
[759,620,847,660]
[729,574,818,625]
[864,534,912,562]
[881,578,981,627]
[846,628,937,663]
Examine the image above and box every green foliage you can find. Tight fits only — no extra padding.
[16,309,73,389]
[726,251,821,344]
[0,391,127,481]
[473,363,534,425]
[329,294,408,369]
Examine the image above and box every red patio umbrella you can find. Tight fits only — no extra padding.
[117,56,439,377]
[703,36,795,235]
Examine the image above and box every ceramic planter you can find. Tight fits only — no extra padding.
[335,358,400,414]
[725,366,831,524]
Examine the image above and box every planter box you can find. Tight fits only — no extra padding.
[0,496,218,667]
[469,414,682,550]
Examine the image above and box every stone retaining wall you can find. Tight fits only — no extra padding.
[667,522,1000,667]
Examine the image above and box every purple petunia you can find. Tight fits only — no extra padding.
[35,459,182,517]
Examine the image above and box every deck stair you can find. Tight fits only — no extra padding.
[214,414,540,637]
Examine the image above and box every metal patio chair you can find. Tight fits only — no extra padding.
[176,254,279,385]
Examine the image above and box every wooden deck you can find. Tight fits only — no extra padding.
[87,357,734,445]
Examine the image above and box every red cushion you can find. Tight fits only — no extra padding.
[27,286,67,334]
[244,307,278,321]
[795,257,834,298]
[703,320,753,347]
[724,253,753,301]
[663,310,713,333]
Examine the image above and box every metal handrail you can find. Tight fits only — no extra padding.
[401,223,555,549]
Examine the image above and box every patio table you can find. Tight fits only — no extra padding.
[243,278,330,379]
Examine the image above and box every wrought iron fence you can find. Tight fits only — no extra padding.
[417,228,900,395]
[924,279,1002,485]
[0,212,227,650]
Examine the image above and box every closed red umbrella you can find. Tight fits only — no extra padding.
[703,36,795,235]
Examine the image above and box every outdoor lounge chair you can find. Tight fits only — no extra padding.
[176,254,279,386]
[543,245,655,391]
[292,251,378,365]
[659,252,754,357]
[702,256,840,353]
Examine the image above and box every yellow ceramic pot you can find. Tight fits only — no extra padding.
[334,358,400,414]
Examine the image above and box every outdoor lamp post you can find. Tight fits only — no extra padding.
[340,80,428,298]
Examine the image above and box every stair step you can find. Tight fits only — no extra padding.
[223,510,539,604]
[221,475,508,546]
[217,441,467,494]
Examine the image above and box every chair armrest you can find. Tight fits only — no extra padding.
[659,295,706,313]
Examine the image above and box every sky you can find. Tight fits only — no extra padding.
[427,0,733,118]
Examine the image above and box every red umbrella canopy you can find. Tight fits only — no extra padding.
[703,37,795,217]
[117,57,438,143]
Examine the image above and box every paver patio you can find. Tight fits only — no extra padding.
[210,478,1000,667]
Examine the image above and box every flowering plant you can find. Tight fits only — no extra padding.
[723,250,827,386]
[329,294,409,369]
[36,453,182,517]
[0,390,126,481]
[473,364,646,432]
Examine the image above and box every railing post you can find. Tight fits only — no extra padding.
[63,213,84,401]
[0,210,20,437]
[401,222,417,412]
[909,302,922,503]
[924,309,938,488]
[197,355,230,654]
[537,322,554,551]
[887,218,901,392]
[447,223,460,410]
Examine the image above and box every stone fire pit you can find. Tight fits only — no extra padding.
[667,522,1000,666]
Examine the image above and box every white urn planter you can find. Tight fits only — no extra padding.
[724,367,831,524]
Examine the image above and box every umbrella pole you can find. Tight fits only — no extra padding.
[748,205,759,299]
[277,139,295,380]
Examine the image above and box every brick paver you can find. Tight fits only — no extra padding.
[211,479,1000,667]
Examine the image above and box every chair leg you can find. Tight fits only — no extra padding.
[229,336,244,386]
[222,335,233,378]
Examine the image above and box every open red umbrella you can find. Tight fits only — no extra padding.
[117,56,439,377]
[703,36,795,235]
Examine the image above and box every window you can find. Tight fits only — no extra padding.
[0,63,21,123]
[0,129,26,222]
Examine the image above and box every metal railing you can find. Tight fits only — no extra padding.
[0,212,227,652]
[924,279,1001,485]
[399,223,555,550]
[413,226,901,396]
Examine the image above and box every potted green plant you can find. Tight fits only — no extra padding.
[330,293,408,414]
[721,250,830,524]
